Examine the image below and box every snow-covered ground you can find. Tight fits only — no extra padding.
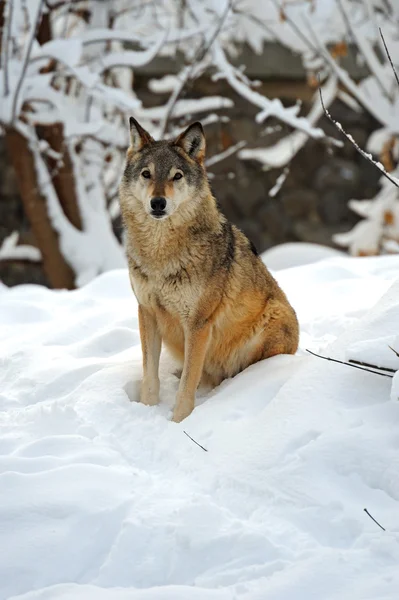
[1,244,399,600]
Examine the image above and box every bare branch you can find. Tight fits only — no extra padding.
[159,0,233,137]
[304,13,391,127]
[1,0,13,97]
[205,140,246,167]
[337,0,392,100]
[318,84,399,189]
[348,358,396,373]
[12,0,44,122]
[306,349,394,378]
[379,27,399,90]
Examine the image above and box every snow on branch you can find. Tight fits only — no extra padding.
[240,76,341,168]
[212,40,326,141]
[0,232,42,262]
[205,141,247,167]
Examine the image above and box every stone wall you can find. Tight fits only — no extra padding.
[0,44,381,286]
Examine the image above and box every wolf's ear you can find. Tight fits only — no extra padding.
[129,117,154,152]
[174,122,205,162]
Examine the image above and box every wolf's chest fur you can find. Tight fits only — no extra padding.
[127,232,206,321]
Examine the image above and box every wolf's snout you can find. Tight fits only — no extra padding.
[150,197,166,212]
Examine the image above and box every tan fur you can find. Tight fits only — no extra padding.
[120,119,299,422]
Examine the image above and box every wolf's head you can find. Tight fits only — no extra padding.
[120,117,209,221]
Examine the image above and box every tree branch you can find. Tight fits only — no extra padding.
[1,0,13,97]
[379,27,399,90]
[318,84,399,189]
[12,0,44,122]
[159,0,233,137]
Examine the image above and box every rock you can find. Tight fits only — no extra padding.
[257,200,293,243]
[313,158,360,193]
[318,189,354,225]
[293,220,354,246]
[281,189,319,219]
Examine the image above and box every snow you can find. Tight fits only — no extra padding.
[0,232,41,262]
[261,242,345,270]
[1,246,399,600]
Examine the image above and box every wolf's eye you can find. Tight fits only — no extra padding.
[173,172,183,181]
[142,170,151,179]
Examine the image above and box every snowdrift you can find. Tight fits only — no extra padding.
[1,248,399,600]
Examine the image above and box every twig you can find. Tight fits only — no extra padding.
[389,345,399,358]
[306,349,394,378]
[159,0,233,136]
[1,0,13,97]
[269,0,320,57]
[337,0,391,100]
[269,166,290,198]
[12,0,44,122]
[205,140,246,167]
[306,14,388,125]
[379,28,399,90]
[364,508,386,531]
[183,430,208,452]
[348,359,396,374]
[318,84,399,189]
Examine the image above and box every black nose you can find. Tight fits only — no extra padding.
[150,197,166,212]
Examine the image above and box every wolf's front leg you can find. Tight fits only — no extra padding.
[138,305,161,406]
[172,324,210,422]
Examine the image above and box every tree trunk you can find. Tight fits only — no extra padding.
[35,6,83,231]
[5,128,75,289]
[37,123,82,230]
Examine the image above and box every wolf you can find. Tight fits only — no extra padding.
[119,117,299,422]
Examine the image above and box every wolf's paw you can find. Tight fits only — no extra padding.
[172,402,194,423]
[140,381,160,406]
[141,394,159,406]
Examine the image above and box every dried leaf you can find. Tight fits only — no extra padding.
[384,210,394,225]
[331,41,348,59]
[220,129,234,151]
[380,136,396,172]
[307,72,318,89]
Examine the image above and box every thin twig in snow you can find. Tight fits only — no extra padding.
[348,358,396,374]
[306,349,394,378]
[318,84,399,189]
[389,345,399,358]
[364,508,386,531]
[183,431,208,452]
